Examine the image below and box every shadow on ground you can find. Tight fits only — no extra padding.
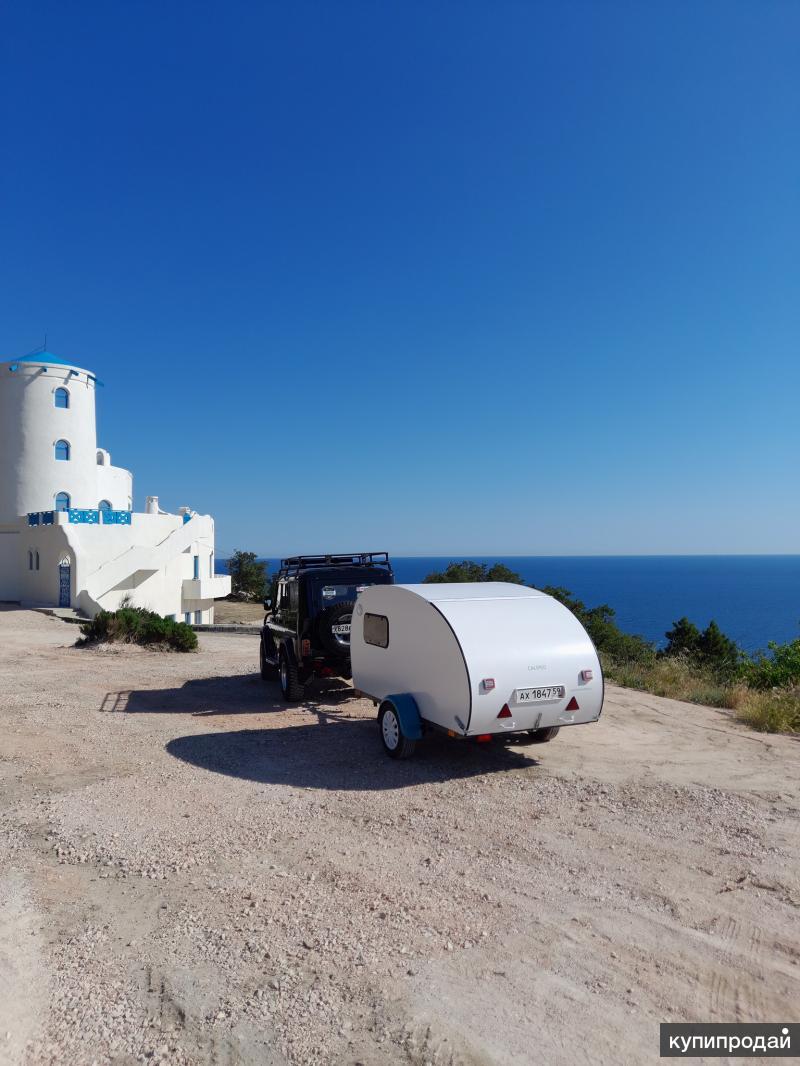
[100,674,355,716]
[165,714,539,791]
[101,672,540,788]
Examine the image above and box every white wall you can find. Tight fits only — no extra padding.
[0,356,134,522]
[15,511,229,618]
[97,463,133,511]
[0,527,21,601]
[0,359,99,520]
[17,523,73,607]
[0,354,228,618]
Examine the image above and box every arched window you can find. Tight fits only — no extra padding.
[96,451,105,466]
[55,439,70,461]
[28,550,33,570]
[99,499,112,512]
[54,388,69,409]
[127,497,132,511]
[55,492,71,512]
[35,551,40,570]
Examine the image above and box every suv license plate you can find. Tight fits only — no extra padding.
[515,686,565,703]
[332,624,351,635]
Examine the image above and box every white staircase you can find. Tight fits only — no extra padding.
[79,516,202,608]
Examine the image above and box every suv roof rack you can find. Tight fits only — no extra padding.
[279,552,392,576]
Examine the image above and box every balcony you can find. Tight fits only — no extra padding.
[182,575,231,601]
[27,509,132,526]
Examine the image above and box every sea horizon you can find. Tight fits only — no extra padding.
[216,552,800,654]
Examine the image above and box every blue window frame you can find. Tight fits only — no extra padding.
[193,555,200,579]
[55,439,70,461]
[98,499,112,512]
[55,492,70,511]
[194,610,202,624]
[184,612,191,624]
[54,388,69,409]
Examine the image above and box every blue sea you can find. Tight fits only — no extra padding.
[216,555,800,653]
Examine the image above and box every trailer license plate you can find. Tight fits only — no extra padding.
[515,686,565,703]
[332,624,351,635]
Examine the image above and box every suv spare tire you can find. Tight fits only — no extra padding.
[316,600,355,656]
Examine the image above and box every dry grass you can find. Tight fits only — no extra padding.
[602,654,799,734]
[732,686,800,734]
[212,600,264,624]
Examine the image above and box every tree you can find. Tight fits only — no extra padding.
[664,617,702,658]
[423,560,525,584]
[664,616,740,675]
[227,550,268,601]
[697,620,740,671]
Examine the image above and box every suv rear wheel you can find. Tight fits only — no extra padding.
[279,648,305,702]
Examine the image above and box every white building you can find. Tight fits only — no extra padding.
[0,350,230,619]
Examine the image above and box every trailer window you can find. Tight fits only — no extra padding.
[363,613,389,648]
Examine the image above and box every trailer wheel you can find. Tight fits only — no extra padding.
[260,640,278,681]
[526,726,560,743]
[379,702,417,759]
[279,649,305,702]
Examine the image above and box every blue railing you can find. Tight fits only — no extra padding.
[69,508,100,524]
[69,508,132,525]
[28,511,55,526]
[100,509,132,525]
[27,509,132,526]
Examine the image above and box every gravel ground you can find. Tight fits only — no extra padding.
[1,606,798,1066]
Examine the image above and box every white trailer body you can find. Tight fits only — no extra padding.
[351,582,603,741]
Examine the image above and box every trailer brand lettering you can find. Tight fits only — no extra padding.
[660,1024,796,1056]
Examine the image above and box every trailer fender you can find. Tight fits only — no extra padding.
[382,694,423,740]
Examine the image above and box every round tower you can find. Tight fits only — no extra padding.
[0,351,105,521]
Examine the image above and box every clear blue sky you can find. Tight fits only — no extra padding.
[1,2,798,556]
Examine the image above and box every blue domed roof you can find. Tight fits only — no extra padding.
[16,350,84,368]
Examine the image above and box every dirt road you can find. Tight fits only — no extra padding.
[1,607,798,1065]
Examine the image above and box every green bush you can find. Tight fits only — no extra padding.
[78,606,198,652]
[741,639,800,690]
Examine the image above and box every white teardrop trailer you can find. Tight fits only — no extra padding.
[350,582,604,758]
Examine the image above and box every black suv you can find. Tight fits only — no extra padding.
[260,552,394,701]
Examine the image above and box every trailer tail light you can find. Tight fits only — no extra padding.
[497,704,512,719]
[581,669,593,682]
[566,696,579,711]
[482,678,496,691]
[301,639,311,656]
